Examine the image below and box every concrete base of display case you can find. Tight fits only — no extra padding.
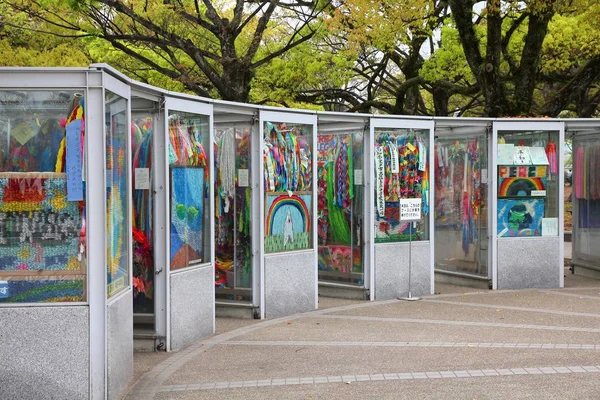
[434,269,490,289]
[571,262,600,280]
[107,289,133,399]
[0,306,89,399]
[497,237,561,289]
[265,250,316,319]
[318,282,369,300]
[374,242,432,300]
[216,301,258,319]
[170,264,215,350]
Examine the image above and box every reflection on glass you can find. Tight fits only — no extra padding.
[317,131,364,285]
[168,111,210,270]
[0,90,87,303]
[263,121,313,253]
[434,135,488,276]
[572,133,600,266]
[132,114,154,313]
[106,91,130,298]
[497,131,560,238]
[374,128,430,243]
[215,125,252,301]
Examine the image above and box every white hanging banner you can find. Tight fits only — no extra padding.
[418,141,426,172]
[375,147,386,217]
[390,142,399,173]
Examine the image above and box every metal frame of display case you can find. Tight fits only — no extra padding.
[492,120,565,290]
[564,120,600,279]
[369,117,436,299]
[259,109,318,319]
[316,112,372,300]
[432,118,493,288]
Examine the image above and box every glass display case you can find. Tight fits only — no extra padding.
[317,129,364,286]
[106,90,130,298]
[374,128,430,242]
[0,90,87,303]
[435,133,488,277]
[492,122,564,290]
[132,112,155,314]
[572,131,600,272]
[496,130,560,238]
[167,110,211,270]
[214,123,253,302]
[263,121,314,253]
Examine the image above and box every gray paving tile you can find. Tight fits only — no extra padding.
[582,366,600,372]
[525,368,543,375]
[467,370,485,377]
[497,369,514,376]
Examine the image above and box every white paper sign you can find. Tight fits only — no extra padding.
[400,198,422,221]
[354,169,363,185]
[135,168,150,190]
[497,144,515,165]
[531,190,546,197]
[238,169,249,187]
[529,147,549,165]
[513,146,532,165]
[542,217,558,236]
[481,168,488,184]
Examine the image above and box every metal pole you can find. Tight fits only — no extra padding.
[408,222,412,298]
[400,220,420,301]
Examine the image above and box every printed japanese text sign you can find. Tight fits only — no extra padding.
[400,198,421,221]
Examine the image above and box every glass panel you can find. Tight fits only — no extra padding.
[168,110,210,270]
[132,113,154,313]
[434,134,488,276]
[572,133,600,266]
[374,128,430,242]
[496,130,560,237]
[0,90,86,303]
[317,130,364,285]
[106,91,130,298]
[263,121,313,253]
[215,124,252,302]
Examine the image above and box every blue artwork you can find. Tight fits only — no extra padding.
[170,167,204,269]
[0,279,84,303]
[497,198,544,237]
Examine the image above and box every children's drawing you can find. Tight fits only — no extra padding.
[265,193,311,252]
[170,168,204,269]
[497,198,544,237]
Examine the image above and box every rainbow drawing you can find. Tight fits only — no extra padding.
[265,193,311,236]
[498,177,546,198]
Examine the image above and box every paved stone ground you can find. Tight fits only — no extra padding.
[126,268,600,399]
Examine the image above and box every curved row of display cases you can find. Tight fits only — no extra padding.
[2,64,591,399]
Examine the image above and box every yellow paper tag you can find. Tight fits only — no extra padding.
[11,122,36,146]
[406,142,416,152]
